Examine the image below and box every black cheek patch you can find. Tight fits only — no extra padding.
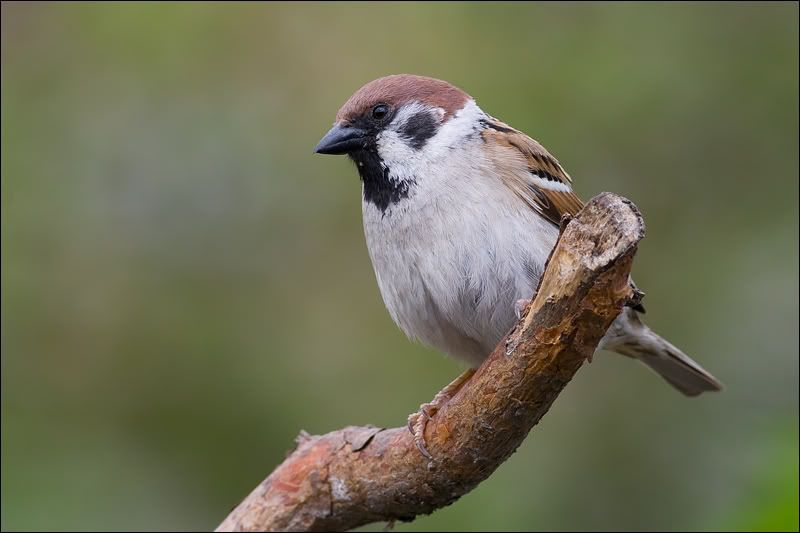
[398,111,438,149]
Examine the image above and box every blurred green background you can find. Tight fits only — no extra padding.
[2,2,798,531]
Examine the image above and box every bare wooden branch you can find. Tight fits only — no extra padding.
[216,193,645,532]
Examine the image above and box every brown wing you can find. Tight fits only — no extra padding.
[480,118,584,226]
[481,119,646,312]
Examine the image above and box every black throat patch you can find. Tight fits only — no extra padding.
[349,149,415,213]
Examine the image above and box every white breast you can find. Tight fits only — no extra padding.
[362,137,559,366]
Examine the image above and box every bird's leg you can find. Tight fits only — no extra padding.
[406,298,532,458]
[407,367,477,459]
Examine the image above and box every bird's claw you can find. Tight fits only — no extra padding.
[514,298,531,320]
[406,368,476,461]
[407,404,435,460]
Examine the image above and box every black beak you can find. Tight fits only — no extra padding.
[314,123,368,155]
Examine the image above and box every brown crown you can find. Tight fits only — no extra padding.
[336,74,470,123]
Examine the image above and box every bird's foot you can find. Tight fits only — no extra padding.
[407,404,436,460]
[514,298,532,320]
[407,368,476,460]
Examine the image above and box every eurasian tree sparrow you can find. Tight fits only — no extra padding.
[315,75,721,455]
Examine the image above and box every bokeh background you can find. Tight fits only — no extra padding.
[2,2,798,531]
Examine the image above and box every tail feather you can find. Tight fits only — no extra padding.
[601,308,723,396]
[634,338,723,396]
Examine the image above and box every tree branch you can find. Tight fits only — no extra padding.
[216,192,645,532]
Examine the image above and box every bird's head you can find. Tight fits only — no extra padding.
[315,75,484,212]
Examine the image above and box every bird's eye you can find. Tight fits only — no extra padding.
[371,104,389,121]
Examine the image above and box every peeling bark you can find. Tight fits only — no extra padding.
[216,193,645,532]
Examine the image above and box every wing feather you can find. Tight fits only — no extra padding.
[480,118,584,226]
[480,118,646,312]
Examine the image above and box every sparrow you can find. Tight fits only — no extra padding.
[315,74,722,456]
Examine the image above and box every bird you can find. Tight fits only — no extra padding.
[315,74,722,457]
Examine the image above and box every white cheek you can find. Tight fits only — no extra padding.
[376,129,417,166]
[376,128,431,185]
[376,100,486,183]
[375,102,431,171]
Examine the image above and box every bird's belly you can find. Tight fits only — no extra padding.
[362,194,559,366]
